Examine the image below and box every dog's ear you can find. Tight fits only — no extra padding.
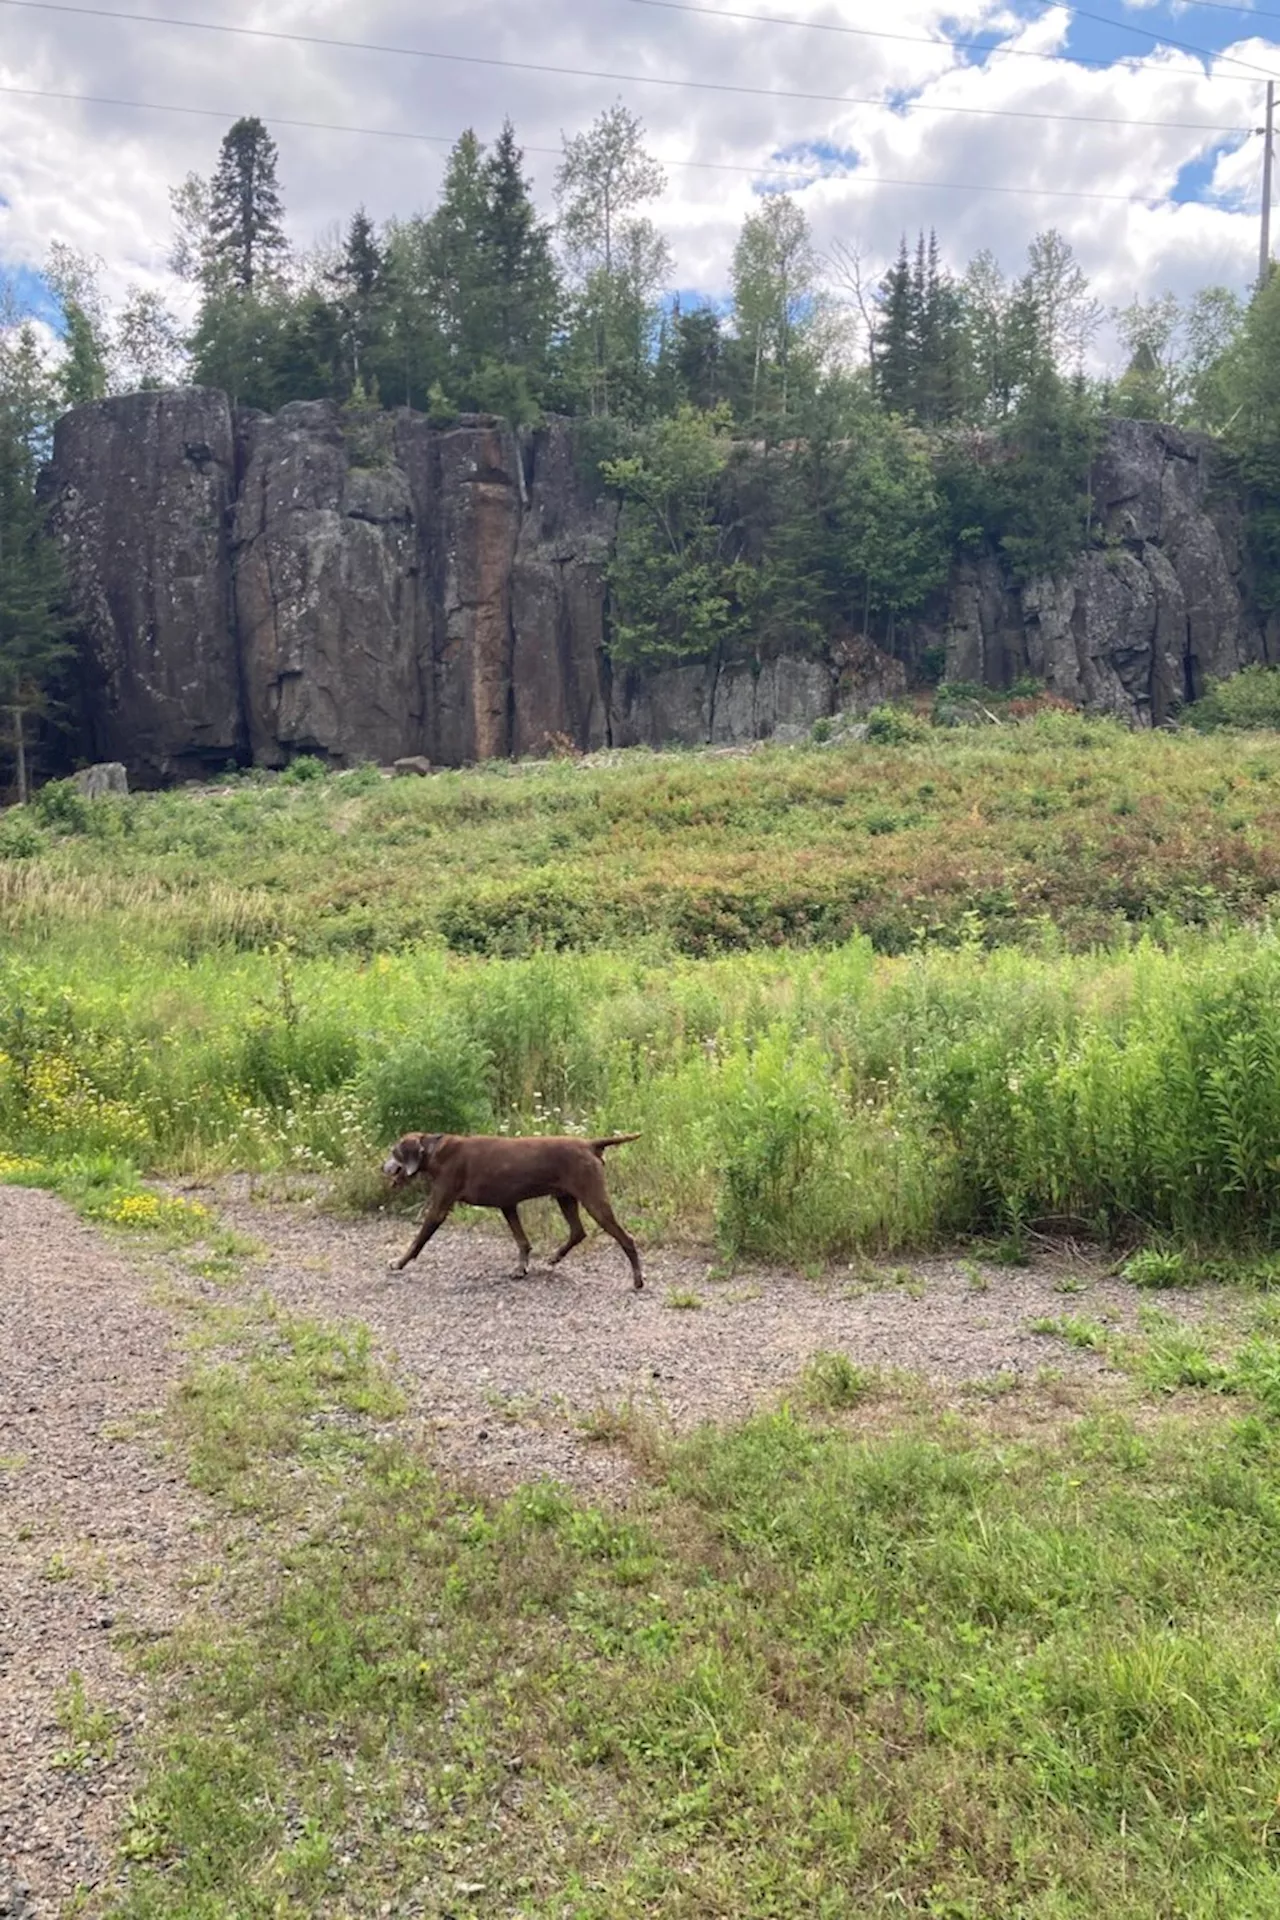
[418,1132,443,1169]
[383,1133,425,1179]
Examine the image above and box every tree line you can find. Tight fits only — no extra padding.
[2,105,1280,787]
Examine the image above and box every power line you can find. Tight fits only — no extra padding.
[1174,0,1280,25]
[0,80,1240,206]
[0,0,1271,111]
[625,0,1279,83]
[1059,2,1279,83]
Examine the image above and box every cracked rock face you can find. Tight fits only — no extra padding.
[46,396,617,783]
[42,400,1273,784]
[915,418,1269,726]
[44,388,244,783]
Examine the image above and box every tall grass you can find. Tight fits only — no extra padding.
[9,925,1280,1257]
[8,717,1280,959]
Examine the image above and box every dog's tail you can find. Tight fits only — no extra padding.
[590,1132,641,1156]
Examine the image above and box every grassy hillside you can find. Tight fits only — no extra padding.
[6,716,1280,1256]
[5,712,1280,959]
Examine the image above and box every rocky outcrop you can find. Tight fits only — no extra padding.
[42,398,1275,784]
[920,420,1273,725]
[46,394,626,783]
[44,389,243,782]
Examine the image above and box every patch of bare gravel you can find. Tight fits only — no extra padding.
[199,1180,1231,1496]
[0,1188,210,1920]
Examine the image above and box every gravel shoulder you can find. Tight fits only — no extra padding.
[202,1179,1226,1494]
[0,1189,210,1920]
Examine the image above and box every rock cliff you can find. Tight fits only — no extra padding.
[914,420,1276,721]
[42,396,1276,784]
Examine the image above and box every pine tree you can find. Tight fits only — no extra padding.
[873,238,916,416]
[425,130,492,390]
[674,306,724,410]
[327,208,387,395]
[208,116,288,293]
[480,119,558,374]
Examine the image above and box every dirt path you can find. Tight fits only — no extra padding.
[0,1189,211,1920]
[203,1180,1219,1495]
[0,1179,1226,1916]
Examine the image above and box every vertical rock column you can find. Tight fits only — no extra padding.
[422,420,523,764]
[44,388,243,783]
[233,401,430,767]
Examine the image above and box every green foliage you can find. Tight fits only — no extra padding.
[603,405,745,667]
[1187,664,1280,731]
[864,702,927,743]
[800,1349,879,1408]
[939,368,1103,583]
[207,116,288,294]
[31,778,91,832]
[14,733,1280,1253]
[731,193,819,425]
[358,1017,495,1143]
[278,753,327,785]
[1123,1247,1193,1290]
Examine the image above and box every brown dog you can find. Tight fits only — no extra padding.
[382,1131,644,1288]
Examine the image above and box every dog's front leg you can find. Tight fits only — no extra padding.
[390,1200,452,1272]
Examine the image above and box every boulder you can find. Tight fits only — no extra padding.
[71,761,128,797]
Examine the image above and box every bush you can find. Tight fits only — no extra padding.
[1187,666,1280,733]
[359,1016,494,1144]
[865,704,928,746]
[279,754,328,785]
[32,779,91,834]
[0,810,46,859]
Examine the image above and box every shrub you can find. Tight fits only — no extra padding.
[865,704,928,746]
[1187,666,1280,733]
[359,1016,494,1144]
[32,779,91,834]
[0,810,46,859]
[278,754,328,785]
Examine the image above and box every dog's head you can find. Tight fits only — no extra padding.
[381,1132,442,1188]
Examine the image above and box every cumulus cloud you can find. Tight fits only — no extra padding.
[0,0,1273,364]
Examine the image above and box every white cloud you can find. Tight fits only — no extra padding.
[0,0,1273,370]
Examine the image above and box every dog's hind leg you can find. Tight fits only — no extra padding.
[580,1194,644,1290]
[548,1194,586,1267]
[502,1205,533,1277]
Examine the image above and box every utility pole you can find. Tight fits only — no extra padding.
[1262,80,1275,293]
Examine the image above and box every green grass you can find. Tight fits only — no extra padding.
[7,714,1280,962]
[12,917,1280,1258]
[11,722,1280,1259]
[105,1290,1280,1919]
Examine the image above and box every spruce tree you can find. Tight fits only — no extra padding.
[208,116,288,293]
[327,208,387,396]
[481,119,558,373]
[873,239,916,416]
